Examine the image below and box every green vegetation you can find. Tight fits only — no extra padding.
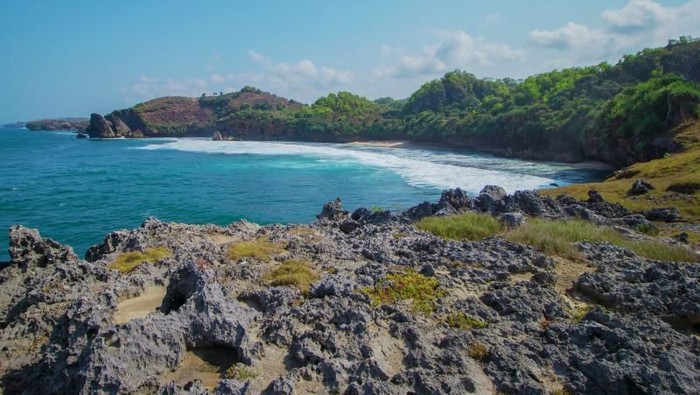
[263,260,320,293]
[566,304,595,322]
[108,247,172,273]
[445,312,488,329]
[101,38,700,170]
[227,238,286,261]
[362,270,446,314]
[506,218,699,262]
[416,212,502,240]
[224,363,258,381]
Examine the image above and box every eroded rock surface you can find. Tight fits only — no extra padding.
[0,191,698,394]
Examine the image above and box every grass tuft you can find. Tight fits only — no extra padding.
[445,312,488,329]
[506,218,699,262]
[263,260,319,293]
[224,363,258,381]
[362,270,446,315]
[416,212,503,240]
[468,342,490,361]
[227,237,286,261]
[108,247,172,273]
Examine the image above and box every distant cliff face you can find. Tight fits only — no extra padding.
[86,88,304,139]
[25,118,89,131]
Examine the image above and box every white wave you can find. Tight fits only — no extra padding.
[137,139,563,193]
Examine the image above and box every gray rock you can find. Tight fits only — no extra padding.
[86,113,115,138]
[629,178,654,195]
[644,207,681,222]
[317,198,349,221]
[500,212,525,229]
[476,185,507,213]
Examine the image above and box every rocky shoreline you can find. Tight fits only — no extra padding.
[1,187,698,394]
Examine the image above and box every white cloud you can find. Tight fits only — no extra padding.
[376,29,525,79]
[248,50,268,64]
[529,0,700,62]
[529,23,606,50]
[601,0,674,32]
[120,52,354,103]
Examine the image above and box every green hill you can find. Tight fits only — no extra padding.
[87,37,700,168]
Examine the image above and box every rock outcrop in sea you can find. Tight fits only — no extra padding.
[0,188,698,394]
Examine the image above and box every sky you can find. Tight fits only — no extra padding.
[1,0,699,123]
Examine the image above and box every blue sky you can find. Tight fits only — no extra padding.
[1,0,698,122]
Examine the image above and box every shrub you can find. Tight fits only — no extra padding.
[108,247,172,273]
[263,260,319,293]
[227,238,286,261]
[445,312,488,329]
[362,270,446,314]
[416,212,503,240]
[225,363,258,381]
[468,342,489,361]
[666,182,700,194]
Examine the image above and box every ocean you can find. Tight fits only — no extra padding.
[0,128,608,261]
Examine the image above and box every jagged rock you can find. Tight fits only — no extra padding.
[476,185,507,213]
[644,207,681,222]
[106,114,132,137]
[8,225,78,268]
[1,190,699,394]
[511,190,564,218]
[86,113,115,138]
[500,212,524,229]
[402,201,436,222]
[438,188,472,211]
[338,219,361,234]
[76,133,88,139]
[587,189,604,203]
[629,178,654,195]
[212,131,224,141]
[317,198,349,221]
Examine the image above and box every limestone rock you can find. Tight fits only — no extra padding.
[629,178,654,195]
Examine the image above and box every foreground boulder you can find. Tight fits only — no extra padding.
[0,190,698,394]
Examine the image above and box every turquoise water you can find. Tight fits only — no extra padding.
[0,128,607,260]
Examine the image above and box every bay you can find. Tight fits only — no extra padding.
[0,128,607,260]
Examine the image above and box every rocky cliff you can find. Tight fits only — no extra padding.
[1,189,698,394]
[25,118,89,132]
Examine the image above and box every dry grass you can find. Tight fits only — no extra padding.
[540,121,700,221]
[108,247,172,273]
[263,260,319,293]
[468,342,490,361]
[227,237,286,261]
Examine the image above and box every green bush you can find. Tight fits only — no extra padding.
[362,270,446,314]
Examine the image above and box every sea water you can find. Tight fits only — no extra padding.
[0,128,608,260]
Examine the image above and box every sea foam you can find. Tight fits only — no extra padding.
[137,139,564,194]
